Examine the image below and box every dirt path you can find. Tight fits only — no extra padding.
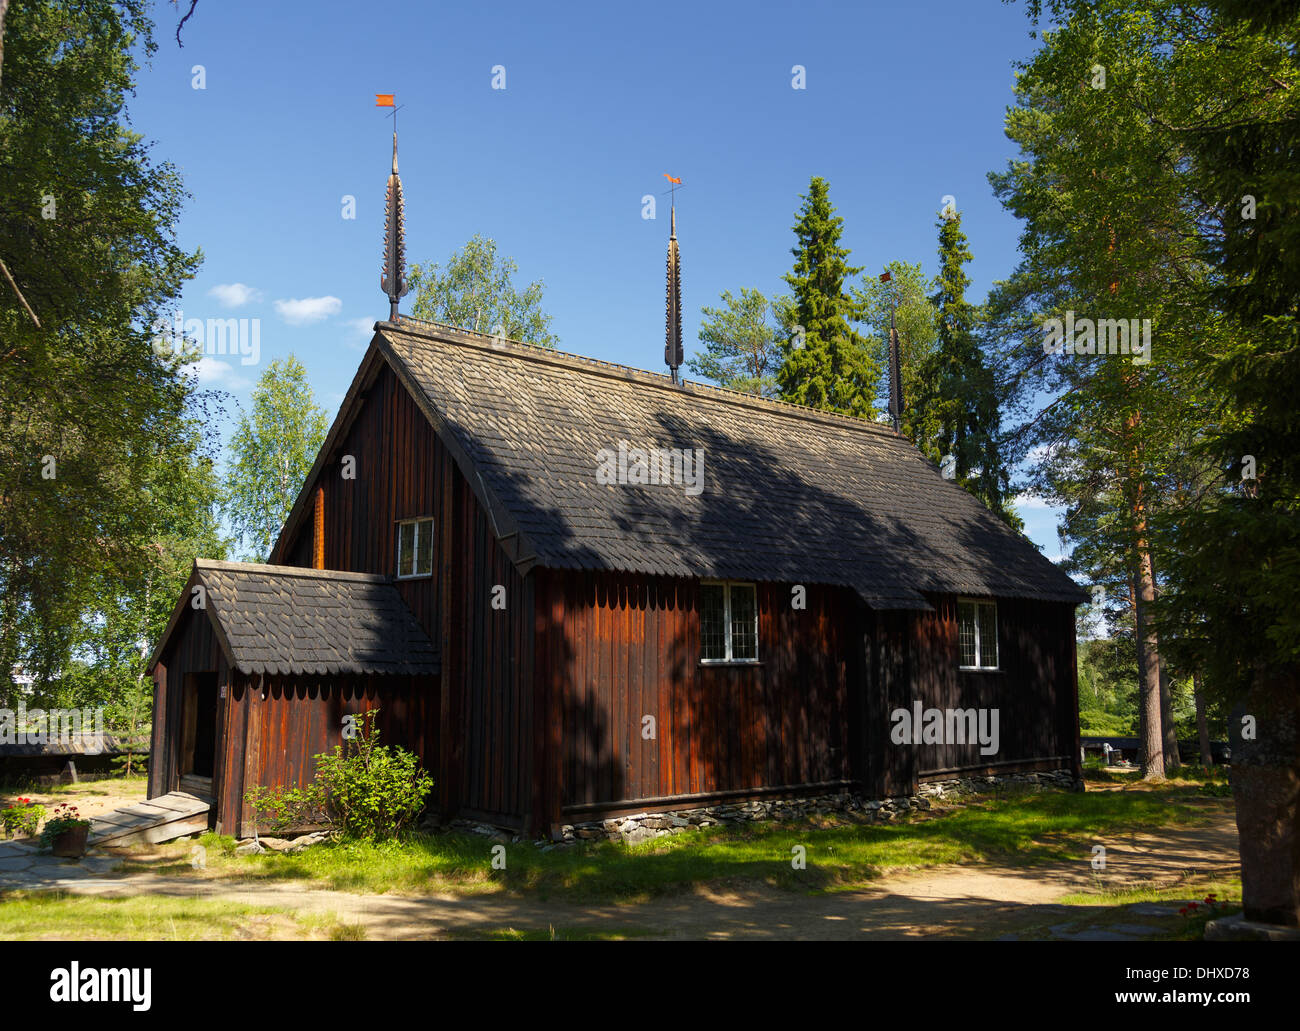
[5,812,1240,940]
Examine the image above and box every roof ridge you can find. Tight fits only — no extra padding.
[195,559,392,584]
[380,317,905,441]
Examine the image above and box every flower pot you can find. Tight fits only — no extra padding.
[51,825,89,858]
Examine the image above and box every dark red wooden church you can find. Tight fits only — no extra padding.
[147,140,1086,839]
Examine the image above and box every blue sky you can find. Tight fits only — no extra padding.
[130,0,1061,557]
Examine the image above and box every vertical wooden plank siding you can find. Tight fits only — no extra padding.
[908,594,1079,777]
[281,363,442,641]
[221,672,440,837]
[273,359,535,824]
[547,573,854,815]
[530,579,1079,824]
[452,470,532,824]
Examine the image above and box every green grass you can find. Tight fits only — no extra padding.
[0,889,297,940]
[1059,876,1241,908]
[295,912,369,940]
[1083,760,1232,794]
[1163,766,1233,795]
[135,785,1217,903]
[1163,764,1230,782]
[1050,877,1243,941]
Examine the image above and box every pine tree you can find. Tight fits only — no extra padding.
[688,287,784,396]
[1149,0,1300,925]
[853,260,941,457]
[775,177,880,417]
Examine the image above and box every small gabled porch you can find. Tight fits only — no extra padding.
[147,560,441,836]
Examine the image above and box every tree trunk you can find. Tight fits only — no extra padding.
[1122,410,1165,781]
[0,0,9,89]
[1134,546,1165,780]
[1148,553,1181,770]
[1193,670,1212,767]
[1231,665,1300,926]
[1159,665,1182,771]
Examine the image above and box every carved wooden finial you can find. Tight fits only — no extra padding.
[379,98,410,321]
[664,196,683,384]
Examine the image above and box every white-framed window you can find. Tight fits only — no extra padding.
[397,518,433,578]
[958,598,998,670]
[700,581,758,663]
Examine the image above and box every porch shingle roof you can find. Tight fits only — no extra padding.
[191,560,440,676]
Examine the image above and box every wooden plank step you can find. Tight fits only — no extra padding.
[90,792,212,846]
[93,813,210,847]
[88,811,151,830]
[123,798,205,818]
[155,793,211,813]
[115,803,177,820]
[144,794,206,815]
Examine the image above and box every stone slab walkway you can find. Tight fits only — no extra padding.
[0,839,121,885]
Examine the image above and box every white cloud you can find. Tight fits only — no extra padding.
[1011,492,1054,511]
[346,316,377,347]
[208,283,263,308]
[275,296,342,325]
[187,356,252,390]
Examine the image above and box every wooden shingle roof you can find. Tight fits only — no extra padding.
[171,561,440,676]
[368,319,1086,608]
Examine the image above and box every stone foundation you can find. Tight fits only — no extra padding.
[917,767,1081,801]
[449,768,1078,846]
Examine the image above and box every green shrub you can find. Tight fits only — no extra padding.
[244,782,330,836]
[245,711,435,843]
[314,710,433,841]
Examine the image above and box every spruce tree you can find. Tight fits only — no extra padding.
[776,177,880,417]
[930,211,1017,527]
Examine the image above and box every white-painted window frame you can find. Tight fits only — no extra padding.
[396,517,434,579]
[957,597,999,671]
[700,580,759,664]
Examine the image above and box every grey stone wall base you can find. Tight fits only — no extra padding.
[543,768,1079,846]
[1204,913,1300,941]
[918,768,1082,799]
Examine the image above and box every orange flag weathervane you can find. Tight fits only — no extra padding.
[375,94,395,107]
